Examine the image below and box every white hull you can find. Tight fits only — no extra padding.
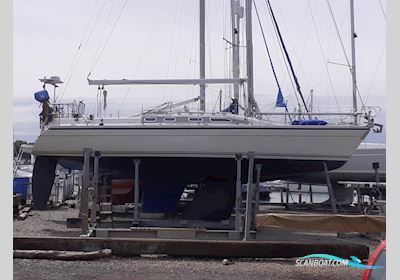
[32,124,370,161]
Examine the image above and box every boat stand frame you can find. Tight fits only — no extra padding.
[78,149,262,240]
[323,162,338,214]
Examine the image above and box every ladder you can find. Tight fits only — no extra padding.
[13,147,25,175]
[98,175,113,223]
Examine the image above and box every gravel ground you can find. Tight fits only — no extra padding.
[13,206,376,279]
[13,206,81,237]
[13,256,363,280]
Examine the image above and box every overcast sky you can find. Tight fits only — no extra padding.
[13,0,386,143]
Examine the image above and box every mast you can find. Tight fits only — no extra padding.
[245,0,258,116]
[350,0,358,124]
[199,0,206,111]
[231,0,242,114]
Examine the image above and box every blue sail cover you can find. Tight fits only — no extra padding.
[275,88,286,107]
[291,119,328,126]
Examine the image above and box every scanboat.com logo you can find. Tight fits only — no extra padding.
[295,254,384,270]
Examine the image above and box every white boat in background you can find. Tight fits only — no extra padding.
[280,142,385,206]
[292,143,386,185]
[31,0,380,210]
[14,165,33,179]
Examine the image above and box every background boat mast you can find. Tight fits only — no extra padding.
[245,0,258,116]
[350,0,358,124]
[199,0,206,111]
[231,0,242,114]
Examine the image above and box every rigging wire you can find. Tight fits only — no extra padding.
[378,0,387,20]
[163,0,181,101]
[222,0,228,104]
[262,0,300,108]
[223,0,230,107]
[364,46,386,104]
[90,0,117,72]
[60,0,108,100]
[273,0,311,90]
[327,7,348,62]
[60,0,100,87]
[172,0,185,83]
[257,4,293,109]
[254,1,293,120]
[306,0,341,112]
[253,3,282,94]
[297,14,314,68]
[58,0,104,101]
[206,0,223,107]
[265,0,309,113]
[207,2,213,103]
[185,2,199,100]
[325,0,365,109]
[118,0,167,114]
[293,3,313,55]
[88,0,129,76]
[325,3,348,109]
[325,0,351,68]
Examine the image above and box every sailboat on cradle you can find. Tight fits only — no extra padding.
[31,0,380,210]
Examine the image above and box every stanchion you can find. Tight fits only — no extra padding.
[323,162,337,214]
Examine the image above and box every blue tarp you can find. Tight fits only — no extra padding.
[142,181,186,213]
[34,90,49,103]
[13,177,29,199]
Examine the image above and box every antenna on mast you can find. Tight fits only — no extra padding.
[39,76,63,104]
